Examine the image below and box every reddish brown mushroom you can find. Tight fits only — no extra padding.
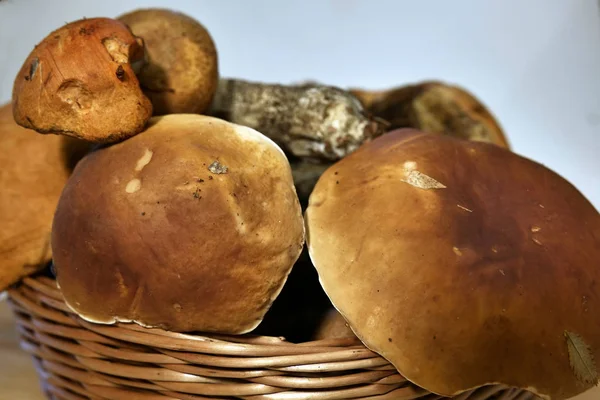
[12,17,152,143]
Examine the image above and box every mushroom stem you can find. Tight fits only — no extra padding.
[208,78,388,161]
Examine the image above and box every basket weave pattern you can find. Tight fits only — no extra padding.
[7,275,540,400]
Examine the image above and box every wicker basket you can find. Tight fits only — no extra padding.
[6,275,541,400]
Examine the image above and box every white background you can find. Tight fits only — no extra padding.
[0,0,599,209]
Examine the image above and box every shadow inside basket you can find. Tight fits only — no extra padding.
[7,267,541,400]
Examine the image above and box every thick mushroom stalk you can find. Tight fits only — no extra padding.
[209,78,388,161]
[12,18,152,143]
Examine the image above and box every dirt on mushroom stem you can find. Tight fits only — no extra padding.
[208,78,388,161]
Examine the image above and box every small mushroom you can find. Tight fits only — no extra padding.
[350,81,510,148]
[118,8,219,115]
[0,103,90,292]
[12,17,153,143]
[51,114,305,334]
[311,308,356,341]
[305,128,600,400]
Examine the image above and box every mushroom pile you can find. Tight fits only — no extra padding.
[1,7,599,400]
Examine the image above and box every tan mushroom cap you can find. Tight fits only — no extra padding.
[12,17,152,143]
[118,8,219,115]
[351,81,510,149]
[52,114,305,334]
[0,103,89,291]
[305,128,600,400]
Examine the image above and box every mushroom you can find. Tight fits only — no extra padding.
[118,8,219,115]
[305,128,600,400]
[350,81,510,148]
[311,308,356,341]
[51,114,305,334]
[12,17,152,143]
[0,103,90,292]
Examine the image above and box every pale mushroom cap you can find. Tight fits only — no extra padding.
[305,128,600,400]
[52,114,305,334]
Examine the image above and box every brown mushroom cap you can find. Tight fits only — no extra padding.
[305,128,600,399]
[52,114,305,334]
[12,17,152,143]
[350,81,510,149]
[118,8,219,115]
[0,103,89,292]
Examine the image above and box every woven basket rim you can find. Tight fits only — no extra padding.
[12,275,374,351]
[7,274,541,400]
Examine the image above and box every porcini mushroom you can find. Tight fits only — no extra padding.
[118,8,219,115]
[305,128,600,400]
[0,103,89,292]
[51,114,305,334]
[12,17,152,143]
[350,81,510,148]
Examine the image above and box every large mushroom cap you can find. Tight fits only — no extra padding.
[305,128,600,400]
[52,114,305,334]
[12,17,152,143]
[0,103,89,291]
